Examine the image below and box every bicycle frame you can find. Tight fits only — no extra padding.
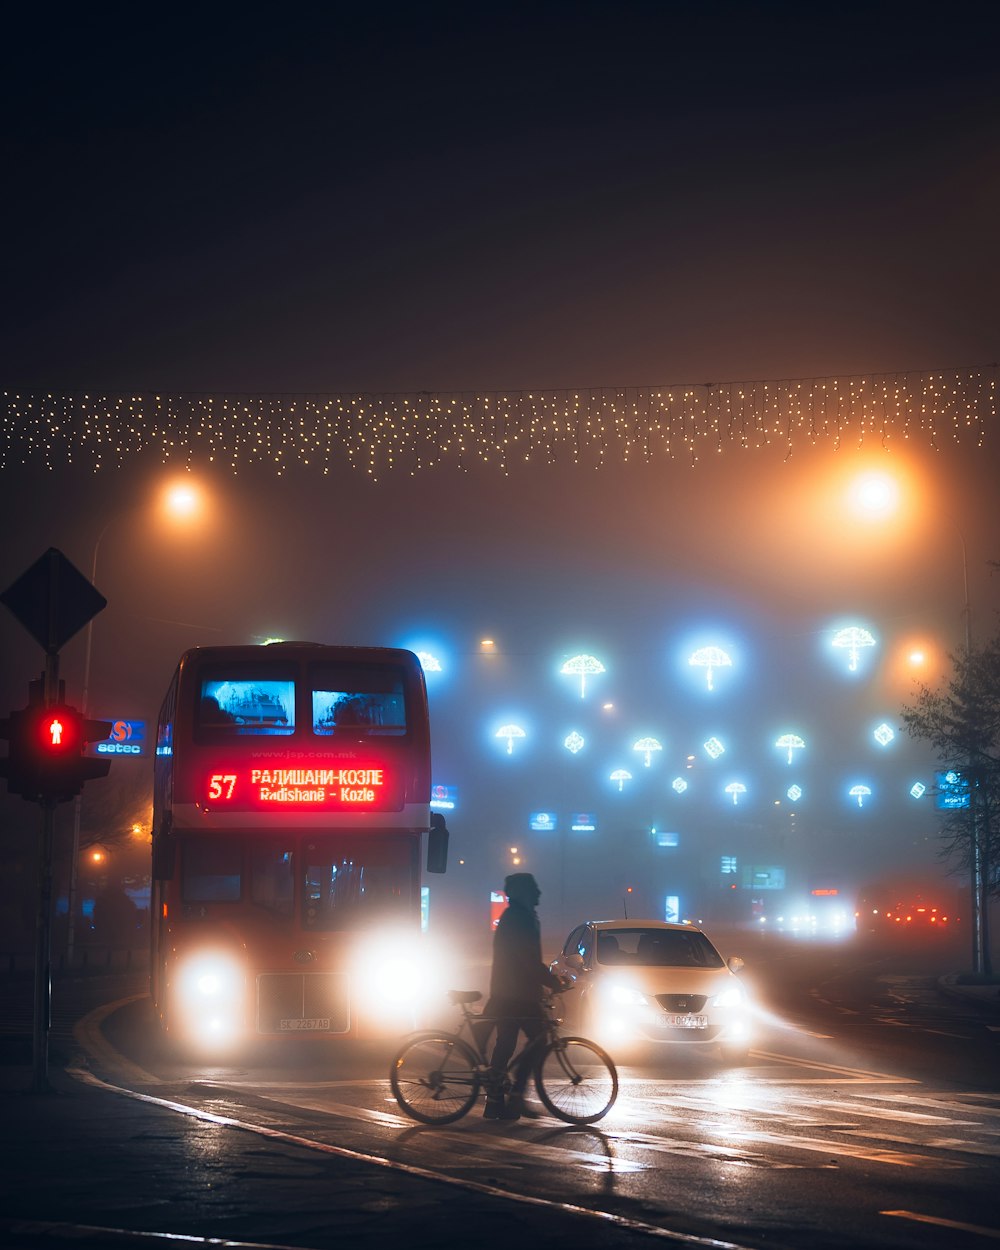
[390,986,618,1126]
[442,989,561,1087]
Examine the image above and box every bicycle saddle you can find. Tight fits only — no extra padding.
[447,990,483,1005]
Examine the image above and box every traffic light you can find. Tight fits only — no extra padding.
[0,703,112,803]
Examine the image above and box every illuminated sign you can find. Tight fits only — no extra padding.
[742,865,785,890]
[87,719,147,757]
[203,763,400,810]
[570,813,596,832]
[530,811,556,831]
[811,888,839,896]
[936,770,969,809]
[430,784,456,811]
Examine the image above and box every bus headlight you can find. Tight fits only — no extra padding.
[177,953,243,1040]
[352,935,445,1020]
[355,934,436,1011]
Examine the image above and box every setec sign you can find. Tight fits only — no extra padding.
[87,720,146,758]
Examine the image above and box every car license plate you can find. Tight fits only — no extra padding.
[665,1014,707,1029]
[280,1017,330,1031]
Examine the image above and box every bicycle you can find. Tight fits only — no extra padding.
[389,988,618,1126]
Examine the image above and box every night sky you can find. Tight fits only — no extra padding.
[2,2,998,937]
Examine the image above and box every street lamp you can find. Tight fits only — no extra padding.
[66,479,208,964]
[848,470,983,972]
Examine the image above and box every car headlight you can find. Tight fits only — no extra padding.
[601,981,649,1006]
[711,983,746,1009]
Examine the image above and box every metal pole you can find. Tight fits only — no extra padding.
[32,646,61,1093]
[955,527,984,976]
[32,800,55,1093]
[66,526,107,967]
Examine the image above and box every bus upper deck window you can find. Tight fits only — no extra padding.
[311,664,407,736]
[199,678,295,736]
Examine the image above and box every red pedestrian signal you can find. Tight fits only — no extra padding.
[0,702,112,803]
[35,706,82,756]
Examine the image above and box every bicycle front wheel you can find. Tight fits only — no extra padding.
[390,1033,482,1125]
[534,1035,618,1124]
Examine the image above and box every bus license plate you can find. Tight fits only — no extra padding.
[280,1017,331,1032]
[666,1014,707,1029]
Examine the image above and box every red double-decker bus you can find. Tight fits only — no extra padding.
[151,642,448,1048]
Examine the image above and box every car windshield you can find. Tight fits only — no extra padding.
[595,928,725,969]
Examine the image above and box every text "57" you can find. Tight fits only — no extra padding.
[208,773,238,800]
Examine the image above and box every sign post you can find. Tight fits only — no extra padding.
[1,549,108,1093]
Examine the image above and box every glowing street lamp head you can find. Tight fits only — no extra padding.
[164,481,201,519]
[849,471,900,520]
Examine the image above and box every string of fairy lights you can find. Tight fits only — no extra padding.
[1,366,995,477]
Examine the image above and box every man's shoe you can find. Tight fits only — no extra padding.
[504,1093,539,1120]
[483,1097,505,1120]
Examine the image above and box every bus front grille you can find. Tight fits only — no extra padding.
[256,972,351,1034]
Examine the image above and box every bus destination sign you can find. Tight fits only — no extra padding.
[204,764,400,810]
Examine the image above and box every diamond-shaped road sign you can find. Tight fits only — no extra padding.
[1,548,107,654]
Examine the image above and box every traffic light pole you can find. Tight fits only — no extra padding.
[1,549,113,1092]
[31,651,61,1094]
[32,799,56,1094]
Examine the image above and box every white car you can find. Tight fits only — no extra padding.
[549,919,751,1063]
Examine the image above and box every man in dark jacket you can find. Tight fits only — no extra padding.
[483,872,564,1120]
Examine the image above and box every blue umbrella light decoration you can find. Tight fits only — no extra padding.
[689,645,732,691]
[610,768,633,792]
[775,733,806,765]
[560,654,606,698]
[633,736,663,768]
[832,626,876,672]
[495,724,526,755]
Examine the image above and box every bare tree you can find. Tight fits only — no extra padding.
[901,635,1000,976]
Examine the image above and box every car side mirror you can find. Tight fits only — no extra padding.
[564,951,584,970]
[727,955,744,973]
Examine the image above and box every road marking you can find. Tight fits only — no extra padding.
[68,1066,754,1249]
[866,1092,1000,1119]
[73,996,163,1086]
[750,1050,918,1083]
[778,1093,980,1126]
[712,1127,963,1169]
[882,1210,1000,1239]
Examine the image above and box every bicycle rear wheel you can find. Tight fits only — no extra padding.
[534,1035,618,1124]
[390,1033,482,1125]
